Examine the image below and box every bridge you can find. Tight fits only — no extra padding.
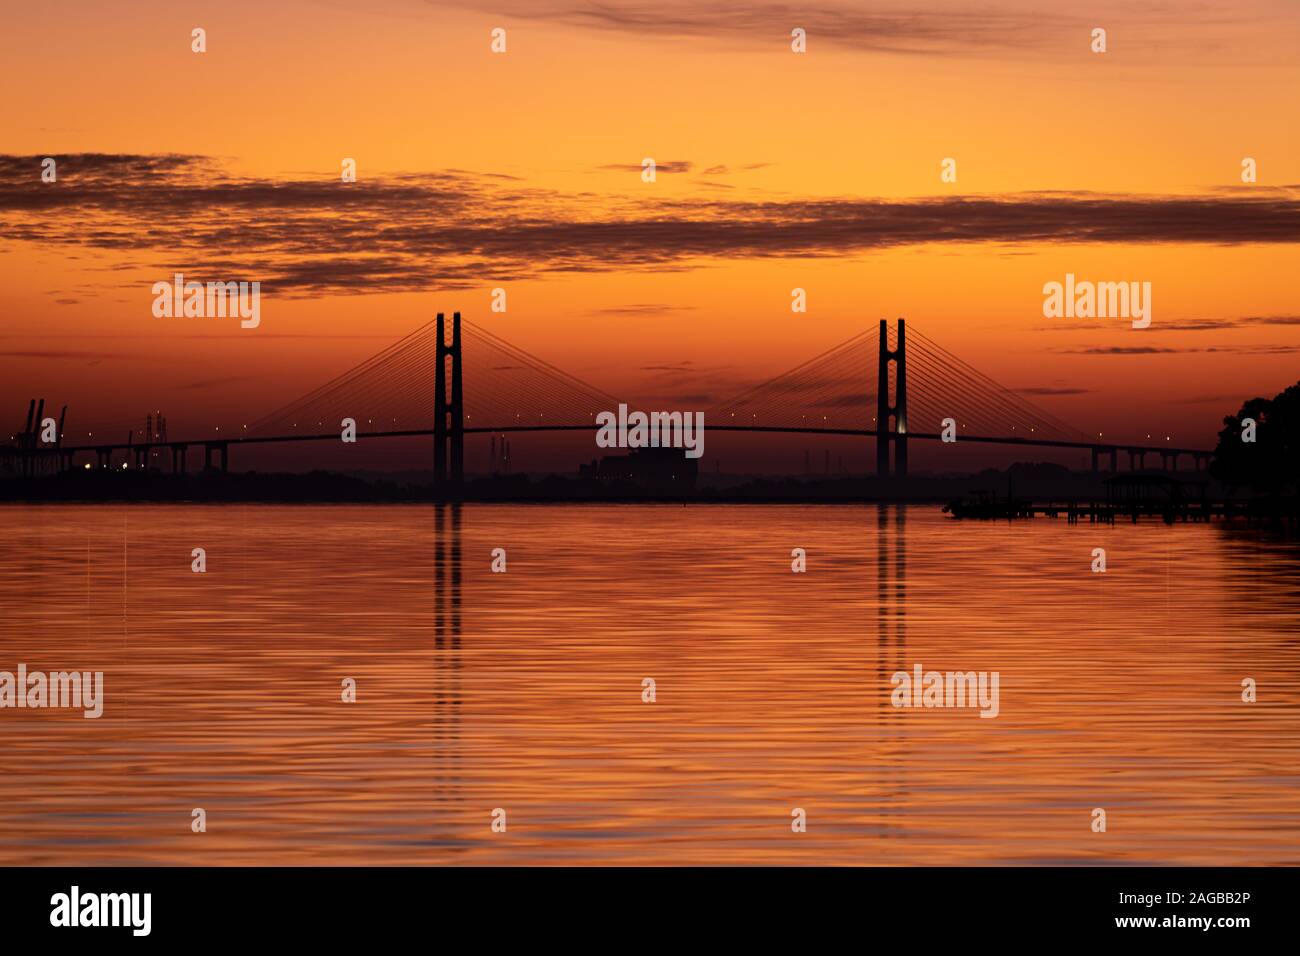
[4,314,1212,482]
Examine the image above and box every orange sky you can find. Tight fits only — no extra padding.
[1,0,1298,468]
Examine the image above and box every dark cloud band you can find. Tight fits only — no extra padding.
[2,154,1297,296]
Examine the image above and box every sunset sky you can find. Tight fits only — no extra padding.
[2,0,1297,471]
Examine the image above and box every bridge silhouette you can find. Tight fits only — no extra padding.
[6,314,1212,482]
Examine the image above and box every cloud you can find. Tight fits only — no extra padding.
[449,2,1054,56]
[1015,385,1092,395]
[640,362,697,372]
[1247,315,1300,326]
[1062,343,1300,355]
[2,154,1297,297]
[1062,346,1182,354]
[583,303,699,316]
[1138,314,1300,332]
[699,164,769,176]
[1040,314,1300,332]
[598,161,693,174]
[432,1,1293,60]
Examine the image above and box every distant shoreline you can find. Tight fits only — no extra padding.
[0,464,1234,507]
[0,471,954,505]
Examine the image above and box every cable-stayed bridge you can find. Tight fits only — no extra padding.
[5,314,1211,480]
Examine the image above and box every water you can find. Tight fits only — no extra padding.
[0,503,1297,865]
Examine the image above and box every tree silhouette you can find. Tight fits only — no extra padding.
[1209,382,1300,495]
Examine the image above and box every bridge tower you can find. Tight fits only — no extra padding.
[876,318,908,478]
[433,311,464,486]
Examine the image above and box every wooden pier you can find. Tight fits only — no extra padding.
[945,476,1296,527]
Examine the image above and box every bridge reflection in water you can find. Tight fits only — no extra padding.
[0,503,1296,864]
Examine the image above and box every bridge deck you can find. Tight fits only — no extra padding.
[46,424,1209,458]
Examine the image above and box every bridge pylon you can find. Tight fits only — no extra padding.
[876,318,908,478]
[433,311,464,487]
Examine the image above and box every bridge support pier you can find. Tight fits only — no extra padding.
[434,311,464,489]
[1090,446,1118,474]
[173,445,188,474]
[876,318,907,479]
[204,442,228,473]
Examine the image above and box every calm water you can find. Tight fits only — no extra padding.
[0,503,1297,865]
